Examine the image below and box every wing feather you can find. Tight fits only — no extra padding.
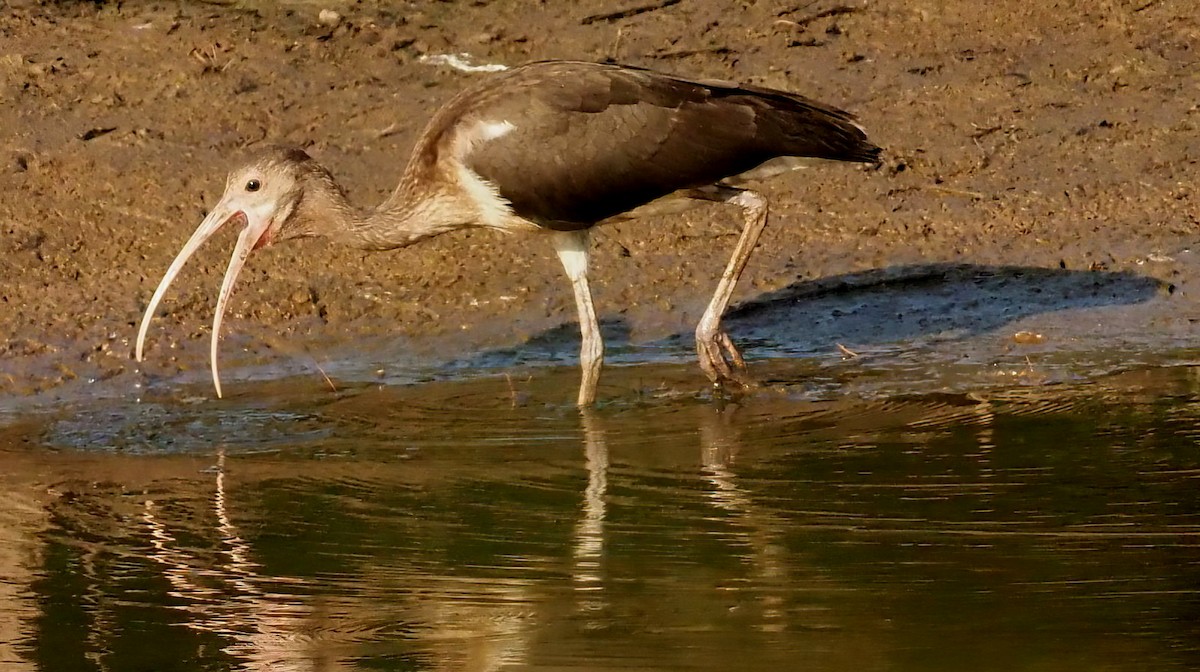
[411,61,879,228]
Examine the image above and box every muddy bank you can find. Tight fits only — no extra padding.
[1,0,1197,402]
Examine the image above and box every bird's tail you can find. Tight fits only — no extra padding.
[733,86,882,165]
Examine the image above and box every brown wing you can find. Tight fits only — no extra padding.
[413,61,879,227]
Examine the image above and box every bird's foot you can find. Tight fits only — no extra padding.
[696,329,757,390]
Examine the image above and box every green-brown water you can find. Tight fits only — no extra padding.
[2,364,1199,671]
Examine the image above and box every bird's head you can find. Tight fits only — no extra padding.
[135,145,338,397]
[216,146,337,248]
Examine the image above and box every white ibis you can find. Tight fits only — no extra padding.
[135,60,880,405]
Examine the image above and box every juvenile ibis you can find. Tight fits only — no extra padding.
[135,60,881,405]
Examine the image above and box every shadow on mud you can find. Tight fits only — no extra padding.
[468,263,1168,370]
[723,262,1169,355]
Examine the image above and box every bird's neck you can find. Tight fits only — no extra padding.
[325,180,479,251]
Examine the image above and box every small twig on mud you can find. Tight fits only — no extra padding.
[836,343,859,359]
[376,122,403,139]
[970,124,1003,139]
[80,127,118,141]
[778,5,861,29]
[610,27,626,57]
[653,46,733,60]
[1021,355,1042,379]
[776,1,822,18]
[581,0,681,25]
[314,361,338,393]
[190,44,235,74]
[925,185,986,199]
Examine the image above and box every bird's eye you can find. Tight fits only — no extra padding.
[245,179,262,192]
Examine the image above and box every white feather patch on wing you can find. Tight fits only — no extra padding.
[453,119,517,228]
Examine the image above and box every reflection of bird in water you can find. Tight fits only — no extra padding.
[141,449,537,672]
[141,448,322,671]
[135,60,880,404]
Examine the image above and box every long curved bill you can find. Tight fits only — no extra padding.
[135,203,272,398]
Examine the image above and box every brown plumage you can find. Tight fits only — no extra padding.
[135,60,881,405]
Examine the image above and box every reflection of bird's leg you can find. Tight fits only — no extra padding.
[973,397,996,475]
[573,409,609,611]
[553,230,604,406]
[699,406,787,628]
[690,188,768,390]
[699,405,748,512]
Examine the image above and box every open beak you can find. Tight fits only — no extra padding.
[135,201,275,398]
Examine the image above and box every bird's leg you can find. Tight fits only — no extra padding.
[692,187,768,390]
[552,229,604,406]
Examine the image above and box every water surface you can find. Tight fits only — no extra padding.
[1,363,1199,671]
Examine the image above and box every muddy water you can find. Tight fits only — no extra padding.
[1,363,1200,671]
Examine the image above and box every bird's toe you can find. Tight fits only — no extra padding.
[696,330,757,390]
